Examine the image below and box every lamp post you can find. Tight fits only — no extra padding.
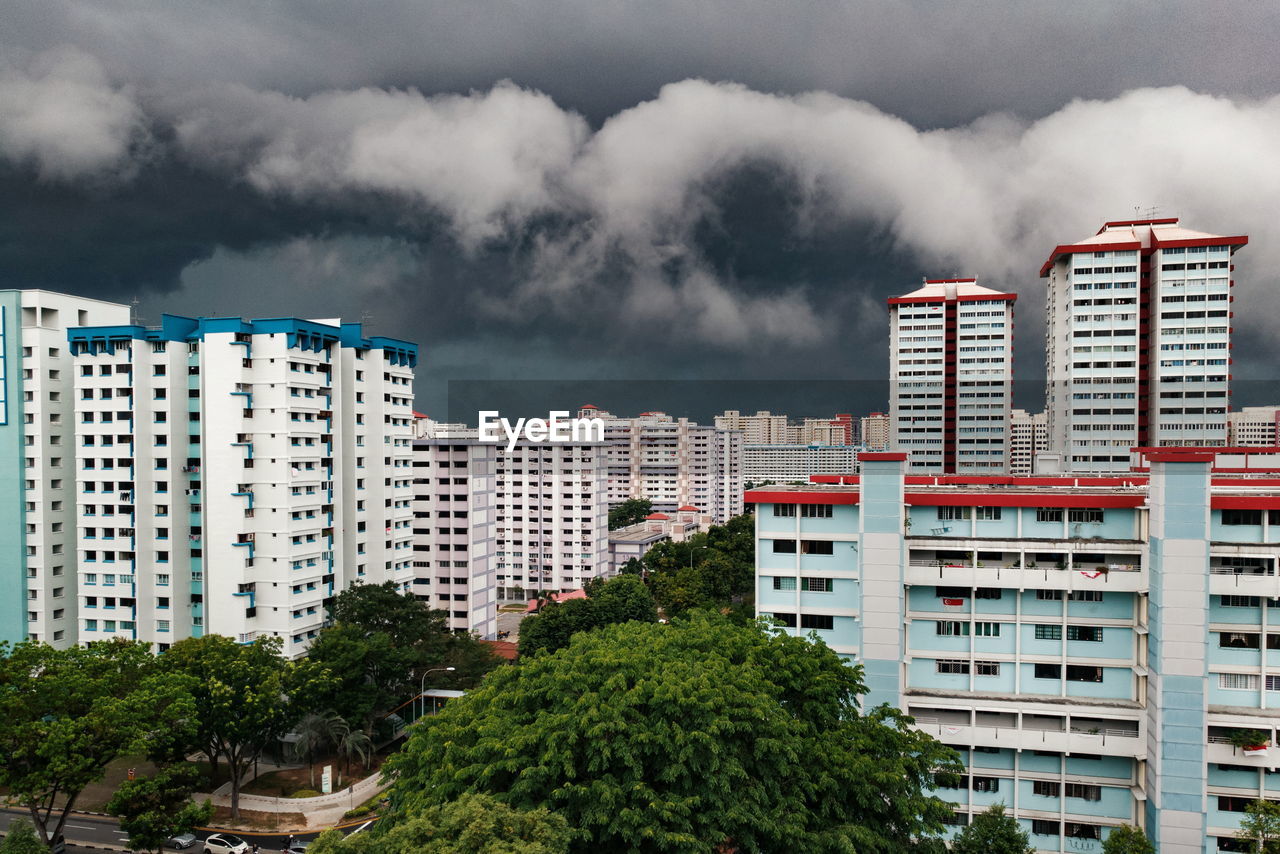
[688,544,709,569]
[418,667,455,721]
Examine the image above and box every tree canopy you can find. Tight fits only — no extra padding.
[1240,799,1280,854]
[608,498,653,530]
[0,639,195,847]
[1101,824,1155,854]
[642,515,755,618]
[107,765,213,854]
[0,820,44,854]
[949,805,1033,854]
[159,634,331,818]
[518,575,658,657]
[308,793,571,854]
[387,614,962,853]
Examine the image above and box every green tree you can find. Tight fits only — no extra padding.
[106,765,213,854]
[1240,799,1280,853]
[1101,824,1156,854]
[642,516,757,617]
[608,498,653,530]
[309,793,570,854]
[335,727,374,786]
[388,614,962,853]
[290,711,348,789]
[950,805,1033,854]
[518,575,659,657]
[160,635,331,819]
[0,819,46,854]
[0,640,195,848]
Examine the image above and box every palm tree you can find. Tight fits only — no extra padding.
[335,728,374,786]
[289,710,348,789]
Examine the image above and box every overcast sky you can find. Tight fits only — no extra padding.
[3,1,1280,419]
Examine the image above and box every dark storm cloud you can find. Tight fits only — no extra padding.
[2,3,1280,417]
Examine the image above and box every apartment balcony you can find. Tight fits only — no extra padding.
[905,560,1145,593]
[911,709,1144,758]
[1209,558,1280,597]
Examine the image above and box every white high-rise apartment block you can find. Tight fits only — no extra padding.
[889,279,1014,473]
[493,441,610,600]
[69,314,417,656]
[743,444,858,484]
[1009,409,1048,476]
[586,408,743,524]
[0,291,131,648]
[1228,406,1280,446]
[714,410,792,444]
[860,411,890,451]
[411,428,497,638]
[1042,218,1246,472]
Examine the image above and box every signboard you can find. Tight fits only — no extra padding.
[321,765,332,794]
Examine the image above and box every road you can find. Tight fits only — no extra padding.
[0,807,376,853]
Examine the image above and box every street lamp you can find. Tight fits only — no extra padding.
[418,667,455,720]
[688,544,709,569]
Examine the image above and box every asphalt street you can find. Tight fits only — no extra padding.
[0,808,373,853]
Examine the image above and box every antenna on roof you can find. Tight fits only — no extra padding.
[130,295,145,327]
[1134,205,1160,219]
[361,311,375,329]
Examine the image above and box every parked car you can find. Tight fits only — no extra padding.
[284,844,310,854]
[203,834,250,854]
[167,833,198,850]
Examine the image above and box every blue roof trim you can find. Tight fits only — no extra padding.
[68,316,417,363]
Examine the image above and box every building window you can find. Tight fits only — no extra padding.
[1219,673,1260,690]
[974,661,1000,676]
[1068,508,1104,523]
[1035,508,1064,523]
[1221,632,1261,649]
[1066,665,1103,683]
[800,504,833,518]
[974,587,1002,599]
[937,506,971,520]
[772,539,797,554]
[1034,624,1062,640]
[801,577,833,593]
[1068,590,1103,602]
[973,621,1000,637]
[770,612,797,628]
[800,614,834,631]
[1034,663,1062,679]
[1067,626,1103,642]
[1031,819,1059,836]
[936,660,969,675]
[971,776,1000,793]
[1221,595,1261,608]
[772,577,797,591]
[1064,824,1101,841]
[1065,783,1101,802]
[975,507,1001,521]
[1223,509,1264,526]
[773,504,796,517]
[800,540,834,555]
[936,621,969,637]
[1032,781,1060,797]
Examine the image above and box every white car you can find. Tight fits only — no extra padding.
[167,832,198,849]
[203,834,250,854]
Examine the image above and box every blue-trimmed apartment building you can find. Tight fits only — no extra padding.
[66,313,417,655]
[751,449,1280,853]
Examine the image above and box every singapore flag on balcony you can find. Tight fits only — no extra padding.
[1079,571,1104,579]
[1244,744,1270,756]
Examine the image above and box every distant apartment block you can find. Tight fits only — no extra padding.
[585,408,743,524]
[493,440,611,600]
[889,278,1014,473]
[1009,409,1048,476]
[608,506,707,571]
[69,314,416,656]
[860,411,890,451]
[743,443,858,485]
[1042,218,1246,472]
[1,291,132,648]
[411,429,497,638]
[1228,406,1280,446]
[714,410,792,444]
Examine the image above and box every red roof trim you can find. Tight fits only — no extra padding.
[1040,241,1143,277]
[1212,497,1280,510]
[859,452,908,462]
[745,490,860,505]
[1144,451,1215,463]
[924,277,978,284]
[907,492,1143,509]
[1150,234,1248,250]
[1099,217,1179,232]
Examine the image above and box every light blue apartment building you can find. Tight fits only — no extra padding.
[751,449,1280,854]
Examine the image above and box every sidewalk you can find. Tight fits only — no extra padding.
[195,768,391,831]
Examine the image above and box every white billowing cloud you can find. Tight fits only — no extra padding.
[0,46,145,180]
[172,82,589,247]
[18,54,1280,354]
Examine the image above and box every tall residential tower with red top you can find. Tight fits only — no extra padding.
[889,278,1015,473]
[1041,218,1247,472]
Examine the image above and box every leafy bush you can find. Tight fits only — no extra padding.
[289,789,323,799]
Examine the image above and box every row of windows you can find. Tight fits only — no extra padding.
[935,587,1104,603]
[934,507,1105,523]
[934,660,1104,681]
[771,577,834,593]
[771,539,835,555]
[772,503,833,518]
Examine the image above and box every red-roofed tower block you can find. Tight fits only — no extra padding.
[1040,218,1247,473]
[888,277,1014,475]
